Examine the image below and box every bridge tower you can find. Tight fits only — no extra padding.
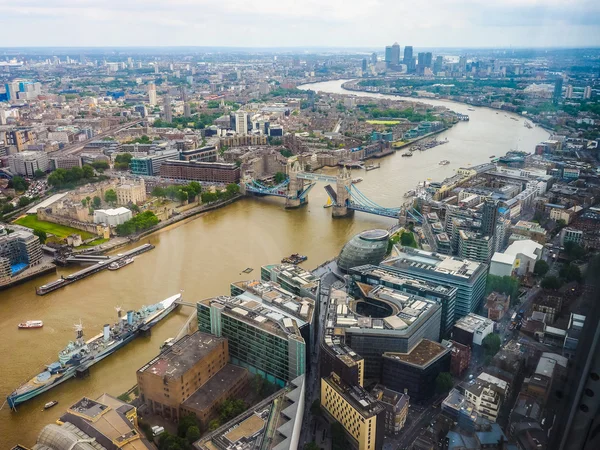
[332,167,354,218]
[285,160,307,208]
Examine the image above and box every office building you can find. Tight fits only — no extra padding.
[385,46,393,65]
[33,394,153,450]
[197,294,307,387]
[456,378,504,422]
[381,339,451,402]
[234,111,248,135]
[180,146,217,162]
[371,385,409,435]
[137,332,248,426]
[553,77,563,104]
[348,264,457,336]
[49,155,82,170]
[184,102,191,118]
[391,42,400,65]
[0,227,43,282]
[163,95,172,123]
[565,85,574,99]
[8,150,49,177]
[129,149,179,176]
[433,56,443,74]
[512,220,547,244]
[583,85,592,99]
[5,81,19,101]
[160,159,240,183]
[325,287,441,380]
[361,59,368,72]
[337,229,390,273]
[370,52,378,65]
[458,56,467,73]
[261,263,320,300]
[458,230,494,263]
[93,207,132,227]
[115,178,146,205]
[452,313,494,347]
[321,373,385,450]
[147,82,157,106]
[403,46,413,67]
[381,247,488,319]
[481,198,498,237]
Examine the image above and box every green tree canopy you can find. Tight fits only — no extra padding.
[82,164,95,179]
[34,230,47,244]
[34,169,46,179]
[104,189,117,205]
[274,172,287,184]
[177,414,199,438]
[534,260,549,277]
[185,426,200,444]
[400,231,417,248]
[486,274,520,300]
[92,196,102,208]
[564,241,586,261]
[115,211,159,236]
[91,160,109,171]
[541,275,562,290]
[435,372,454,394]
[560,263,582,283]
[9,176,29,192]
[483,333,502,359]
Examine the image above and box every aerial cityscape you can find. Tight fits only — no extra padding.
[1,4,600,450]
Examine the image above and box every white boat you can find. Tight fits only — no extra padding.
[439,160,450,165]
[18,320,44,329]
[351,177,363,184]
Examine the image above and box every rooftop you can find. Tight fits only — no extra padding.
[182,364,248,413]
[382,247,485,282]
[231,280,315,323]
[383,338,450,369]
[454,313,494,334]
[198,295,306,341]
[137,332,227,379]
[323,373,384,418]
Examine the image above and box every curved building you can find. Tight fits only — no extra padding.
[338,229,390,272]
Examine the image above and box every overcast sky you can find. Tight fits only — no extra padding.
[0,0,599,48]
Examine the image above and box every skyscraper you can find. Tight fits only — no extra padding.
[163,95,172,123]
[417,52,425,74]
[553,77,563,105]
[583,86,592,99]
[424,52,433,69]
[362,58,367,72]
[371,52,378,65]
[234,111,248,135]
[184,103,191,118]
[481,198,498,237]
[458,56,467,73]
[391,42,401,65]
[403,46,413,65]
[434,56,443,74]
[180,86,187,103]
[147,82,157,106]
[385,46,393,65]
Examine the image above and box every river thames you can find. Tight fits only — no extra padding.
[0,79,548,446]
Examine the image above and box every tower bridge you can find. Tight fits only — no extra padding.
[241,161,423,223]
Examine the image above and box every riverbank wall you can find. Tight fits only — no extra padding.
[0,264,57,291]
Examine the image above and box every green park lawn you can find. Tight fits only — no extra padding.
[14,215,95,240]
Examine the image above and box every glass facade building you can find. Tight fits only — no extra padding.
[381,247,487,319]
[197,297,306,388]
[337,229,390,273]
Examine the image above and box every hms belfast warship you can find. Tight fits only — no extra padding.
[7,293,181,410]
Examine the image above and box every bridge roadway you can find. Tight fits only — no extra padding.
[296,172,338,183]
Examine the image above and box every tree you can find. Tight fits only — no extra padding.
[47,169,67,188]
[485,274,520,300]
[310,398,322,417]
[92,196,102,208]
[483,333,502,359]
[82,164,95,179]
[435,372,454,394]
[186,426,200,444]
[400,231,417,248]
[280,149,293,158]
[564,241,586,261]
[225,183,240,197]
[534,260,549,277]
[18,196,32,207]
[114,153,133,171]
[34,230,47,244]
[104,189,117,205]
[208,419,220,431]
[34,169,46,179]
[178,414,198,438]
[274,172,287,184]
[556,219,567,230]
[81,198,87,207]
[91,160,109,171]
[560,263,582,283]
[152,186,167,197]
[9,176,29,192]
[541,275,562,290]
[201,192,219,203]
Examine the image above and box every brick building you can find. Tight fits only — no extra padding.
[160,159,240,183]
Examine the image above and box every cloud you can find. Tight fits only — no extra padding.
[0,0,598,47]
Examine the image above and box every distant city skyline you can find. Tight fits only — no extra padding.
[0,0,599,48]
